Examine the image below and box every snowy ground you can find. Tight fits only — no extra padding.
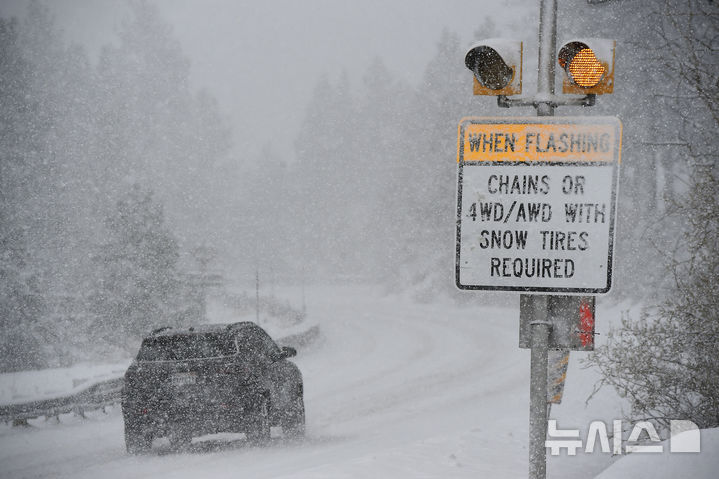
[596,428,719,479]
[0,285,715,478]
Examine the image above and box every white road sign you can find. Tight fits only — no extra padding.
[455,116,622,293]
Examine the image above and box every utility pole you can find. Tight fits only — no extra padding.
[301,264,306,317]
[255,266,260,325]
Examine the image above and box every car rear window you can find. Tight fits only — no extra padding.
[137,333,237,361]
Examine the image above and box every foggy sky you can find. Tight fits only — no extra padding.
[0,0,531,160]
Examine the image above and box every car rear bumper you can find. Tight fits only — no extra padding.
[122,394,263,437]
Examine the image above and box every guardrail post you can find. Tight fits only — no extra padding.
[12,418,29,428]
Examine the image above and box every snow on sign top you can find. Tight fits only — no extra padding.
[455,116,622,294]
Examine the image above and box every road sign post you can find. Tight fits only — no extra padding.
[533,5,561,477]
[457,1,620,478]
[456,116,620,477]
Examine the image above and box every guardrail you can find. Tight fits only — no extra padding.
[0,377,124,425]
[0,324,321,426]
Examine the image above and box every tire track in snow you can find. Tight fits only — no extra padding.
[303,292,520,435]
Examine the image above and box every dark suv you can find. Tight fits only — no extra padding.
[121,322,304,454]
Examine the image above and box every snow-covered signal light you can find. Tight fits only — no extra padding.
[562,48,603,87]
[558,39,615,94]
[464,39,522,95]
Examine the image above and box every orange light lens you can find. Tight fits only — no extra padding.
[568,48,605,87]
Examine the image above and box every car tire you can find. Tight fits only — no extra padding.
[168,428,192,451]
[125,424,153,454]
[246,395,271,446]
[282,395,305,439]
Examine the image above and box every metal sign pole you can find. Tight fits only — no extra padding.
[536,0,557,118]
[529,1,557,478]
[527,295,551,479]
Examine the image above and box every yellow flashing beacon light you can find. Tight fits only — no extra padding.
[558,39,615,94]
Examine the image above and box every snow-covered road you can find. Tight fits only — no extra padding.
[0,285,611,478]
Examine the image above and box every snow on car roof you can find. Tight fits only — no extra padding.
[149,322,258,337]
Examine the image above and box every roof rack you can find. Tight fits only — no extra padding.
[151,326,172,335]
[225,321,256,331]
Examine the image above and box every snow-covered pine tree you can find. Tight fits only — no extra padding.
[90,185,201,351]
[0,16,47,372]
